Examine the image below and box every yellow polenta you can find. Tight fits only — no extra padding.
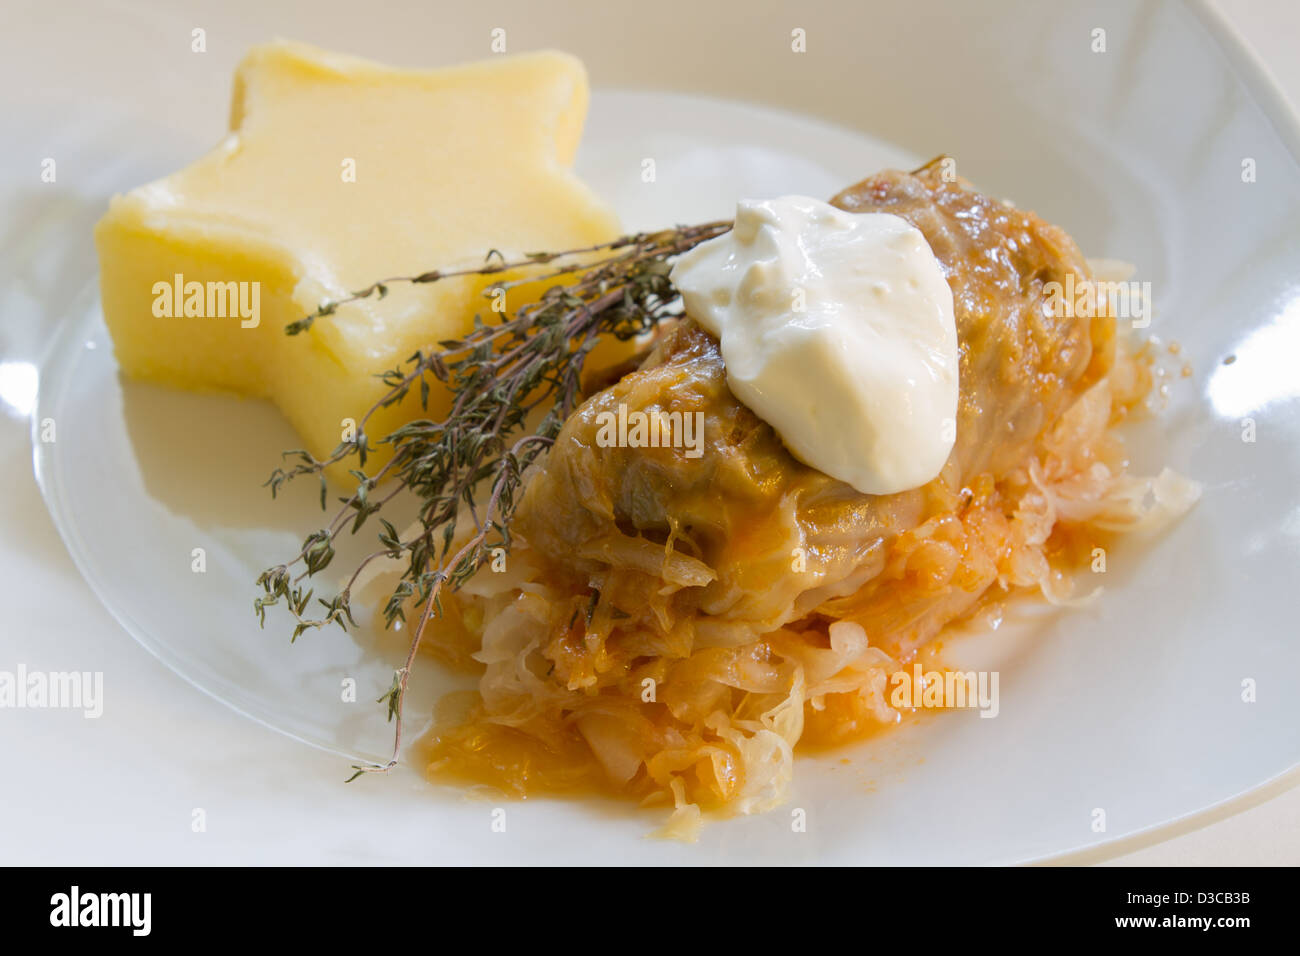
[95,41,619,468]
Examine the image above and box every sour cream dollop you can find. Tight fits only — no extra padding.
[669,195,959,495]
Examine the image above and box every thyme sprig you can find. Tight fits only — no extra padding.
[254,221,730,778]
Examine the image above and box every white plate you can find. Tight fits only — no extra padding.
[13,0,1300,864]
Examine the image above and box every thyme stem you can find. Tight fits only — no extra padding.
[255,221,731,776]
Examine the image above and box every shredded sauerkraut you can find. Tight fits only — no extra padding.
[367,169,1202,837]
[392,324,1197,839]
